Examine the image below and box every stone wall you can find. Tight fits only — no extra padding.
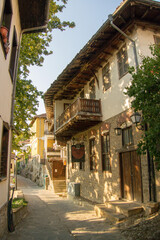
[21,158,46,187]
[0,202,7,239]
[67,109,151,204]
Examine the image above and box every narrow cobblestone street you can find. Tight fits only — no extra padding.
[5,175,124,240]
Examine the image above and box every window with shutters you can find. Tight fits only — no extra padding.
[0,123,9,178]
[9,27,18,81]
[117,44,129,79]
[89,79,96,99]
[122,127,133,147]
[0,0,12,57]
[154,35,160,45]
[102,63,111,92]
[101,133,111,171]
[90,138,97,171]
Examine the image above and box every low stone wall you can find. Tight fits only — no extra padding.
[0,202,7,239]
[13,205,28,226]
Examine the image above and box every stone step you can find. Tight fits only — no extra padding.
[105,200,144,217]
[53,180,66,193]
[94,204,126,223]
[143,202,159,215]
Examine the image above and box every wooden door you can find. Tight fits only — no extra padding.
[120,150,142,202]
[52,160,66,180]
[120,152,133,200]
[131,151,142,201]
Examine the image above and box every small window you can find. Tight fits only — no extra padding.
[102,63,111,91]
[117,44,129,78]
[72,162,76,169]
[9,27,18,81]
[122,127,133,147]
[154,36,160,45]
[79,161,85,170]
[89,138,97,170]
[0,123,9,178]
[89,79,96,99]
[2,0,12,29]
[0,0,12,57]
[101,133,111,171]
[80,90,84,98]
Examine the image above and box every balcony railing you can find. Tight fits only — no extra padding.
[47,147,60,153]
[55,98,102,138]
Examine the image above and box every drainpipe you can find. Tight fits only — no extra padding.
[108,14,139,71]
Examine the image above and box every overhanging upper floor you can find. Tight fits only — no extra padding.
[18,0,50,32]
[55,98,102,142]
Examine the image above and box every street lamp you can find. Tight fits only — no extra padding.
[130,112,141,125]
[130,112,143,130]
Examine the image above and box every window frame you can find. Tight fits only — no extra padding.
[89,137,97,171]
[80,89,84,99]
[9,26,18,82]
[122,126,134,147]
[0,123,9,179]
[79,161,85,171]
[154,35,160,45]
[0,0,13,58]
[101,132,111,172]
[89,79,96,99]
[117,44,129,79]
[102,63,111,92]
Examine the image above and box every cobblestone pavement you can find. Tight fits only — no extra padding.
[5,175,125,240]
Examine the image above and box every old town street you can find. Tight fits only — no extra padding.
[4,175,124,240]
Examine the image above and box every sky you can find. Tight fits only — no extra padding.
[29,0,122,114]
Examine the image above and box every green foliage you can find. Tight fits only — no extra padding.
[13,0,75,151]
[12,198,28,209]
[126,45,160,169]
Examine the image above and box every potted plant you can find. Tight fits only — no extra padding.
[0,21,10,55]
[0,21,9,41]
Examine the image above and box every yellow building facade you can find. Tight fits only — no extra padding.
[30,114,46,162]
[30,113,56,164]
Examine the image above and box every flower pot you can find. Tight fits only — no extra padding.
[0,26,8,39]
[2,37,7,44]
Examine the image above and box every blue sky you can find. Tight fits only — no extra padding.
[29,0,122,114]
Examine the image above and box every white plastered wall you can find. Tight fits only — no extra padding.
[0,0,21,208]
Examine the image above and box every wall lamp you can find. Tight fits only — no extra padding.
[130,112,143,130]
[114,127,122,136]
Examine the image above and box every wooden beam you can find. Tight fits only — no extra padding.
[141,8,150,19]
[119,15,126,24]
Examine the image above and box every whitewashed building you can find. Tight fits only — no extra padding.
[44,0,160,211]
[0,0,49,237]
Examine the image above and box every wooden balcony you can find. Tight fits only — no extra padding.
[55,98,102,141]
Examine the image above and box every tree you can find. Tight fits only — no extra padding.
[13,0,75,150]
[126,45,160,169]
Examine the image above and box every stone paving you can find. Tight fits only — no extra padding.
[5,175,125,240]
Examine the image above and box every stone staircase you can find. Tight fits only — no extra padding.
[95,200,144,223]
[53,180,66,194]
[94,200,159,225]
[71,197,159,226]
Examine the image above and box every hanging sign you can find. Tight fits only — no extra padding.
[71,144,85,162]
